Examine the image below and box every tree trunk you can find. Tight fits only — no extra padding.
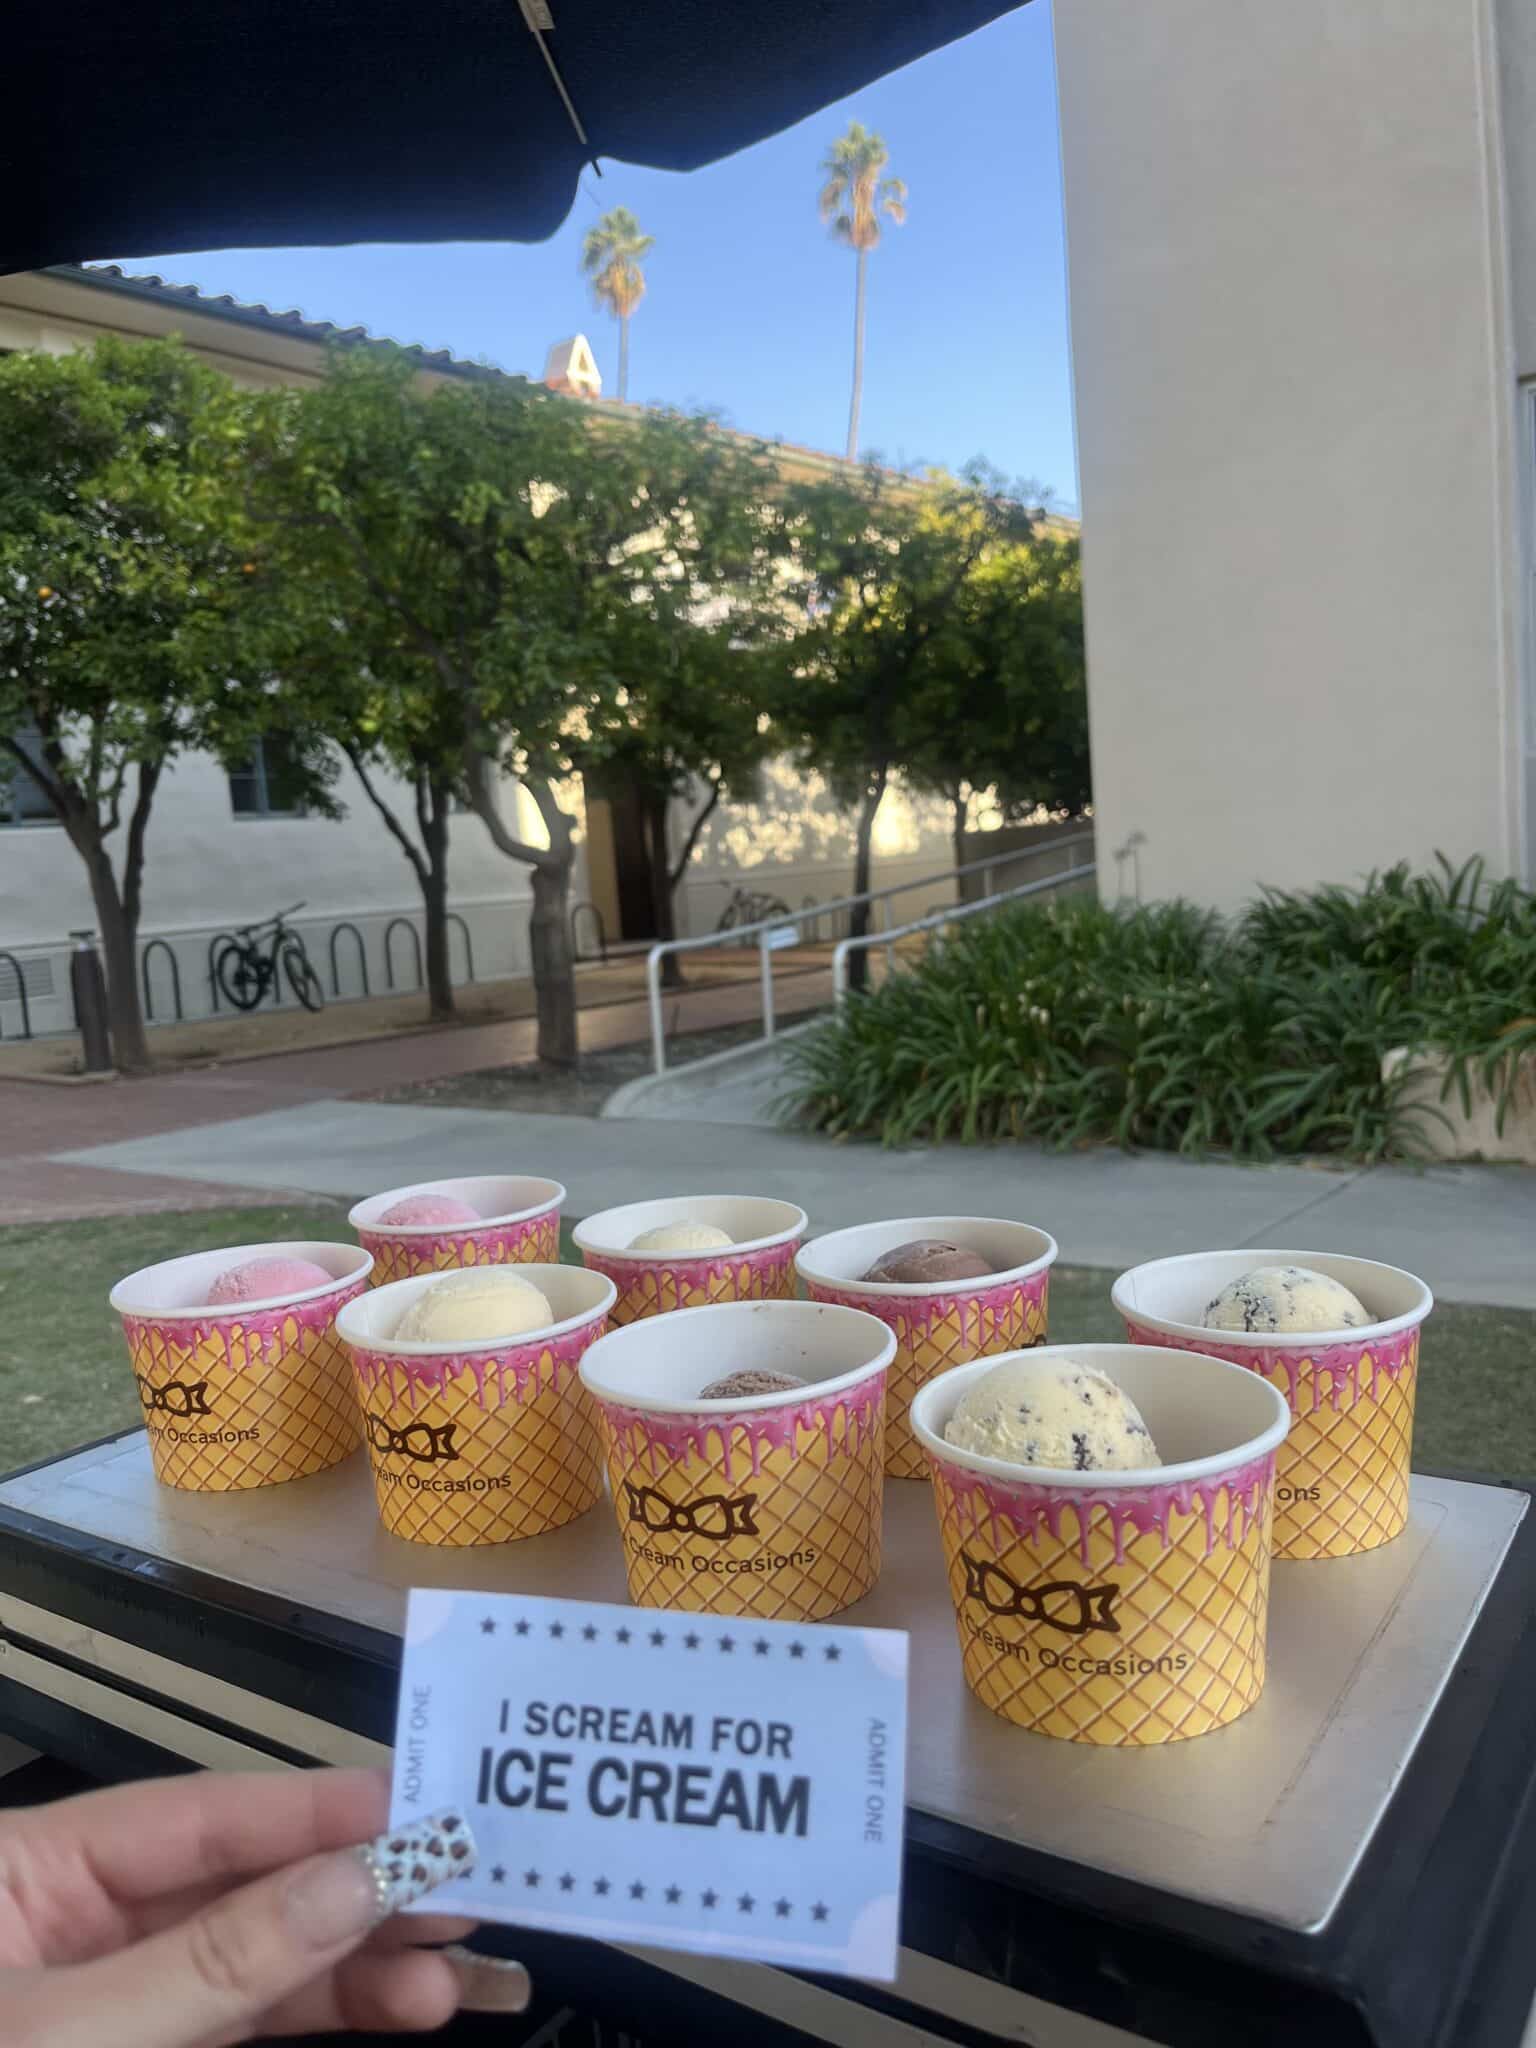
[462,756,579,1066]
[845,768,887,994]
[344,749,456,1024]
[529,860,578,1066]
[85,844,150,1072]
[618,314,630,403]
[420,785,455,1024]
[951,788,970,879]
[645,789,683,990]
[845,246,868,463]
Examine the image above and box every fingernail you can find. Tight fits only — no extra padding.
[356,1810,479,1924]
[285,1853,382,1951]
[444,1946,532,2014]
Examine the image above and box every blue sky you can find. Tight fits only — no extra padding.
[119,4,1077,507]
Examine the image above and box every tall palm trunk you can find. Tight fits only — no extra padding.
[845,245,868,462]
[618,313,630,403]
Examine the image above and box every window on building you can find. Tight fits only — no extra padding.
[0,727,58,826]
[228,734,307,817]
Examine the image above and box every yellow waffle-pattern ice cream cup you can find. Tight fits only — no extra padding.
[580,1299,895,1620]
[1111,1250,1432,1560]
[574,1196,806,1326]
[335,1264,614,1546]
[912,1344,1289,1746]
[349,1176,564,1285]
[797,1217,1056,1479]
[111,1242,372,1492]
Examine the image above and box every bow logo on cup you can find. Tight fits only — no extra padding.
[624,1481,760,1541]
[366,1415,459,1465]
[959,1551,1121,1637]
[136,1377,212,1419]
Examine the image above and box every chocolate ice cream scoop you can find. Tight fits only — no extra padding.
[699,1369,806,1400]
[862,1238,994,1285]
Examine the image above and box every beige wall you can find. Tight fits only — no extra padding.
[1055,0,1528,909]
[1498,0,1536,380]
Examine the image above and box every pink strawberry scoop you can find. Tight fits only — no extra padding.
[207,1255,336,1305]
[379,1193,481,1228]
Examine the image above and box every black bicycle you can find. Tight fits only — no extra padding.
[213,903,326,1012]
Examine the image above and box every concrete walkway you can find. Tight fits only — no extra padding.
[0,969,830,1224]
[53,1097,1536,1309]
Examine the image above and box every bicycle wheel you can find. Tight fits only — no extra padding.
[214,942,267,1012]
[716,897,740,933]
[282,940,326,1012]
[763,895,792,921]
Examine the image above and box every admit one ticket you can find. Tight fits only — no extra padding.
[390,1589,910,1979]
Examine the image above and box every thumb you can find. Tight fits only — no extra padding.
[42,1811,476,2048]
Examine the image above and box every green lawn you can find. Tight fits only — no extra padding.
[0,1205,1528,1480]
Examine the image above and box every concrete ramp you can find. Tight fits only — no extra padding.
[601,1028,814,1127]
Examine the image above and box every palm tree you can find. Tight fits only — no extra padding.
[819,122,907,462]
[580,207,654,402]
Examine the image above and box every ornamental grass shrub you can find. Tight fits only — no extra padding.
[781,857,1536,1160]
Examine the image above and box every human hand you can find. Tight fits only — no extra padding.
[1,1766,529,2046]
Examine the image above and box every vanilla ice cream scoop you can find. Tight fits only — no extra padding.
[1202,1265,1369,1335]
[394,1270,554,1344]
[944,1357,1160,1471]
[629,1221,733,1253]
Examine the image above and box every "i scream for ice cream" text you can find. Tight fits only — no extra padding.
[476,1701,811,1835]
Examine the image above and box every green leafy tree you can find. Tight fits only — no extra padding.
[0,337,258,1071]
[242,350,604,1057]
[571,417,784,987]
[779,467,1036,988]
[819,123,907,462]
[901,531,1090,870]
[244,352,764,1062]
[581,207,655,403]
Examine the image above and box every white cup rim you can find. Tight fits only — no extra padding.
[110,1242,373,1321]
[796,1216,1058,1296]
[580,1299,896,1413]
[335,1264,616,1358]
[910,1342,1290,1490]
[573,1196,808,1264]
[1110,1248,1433,1348]
[348,1176,566,1237]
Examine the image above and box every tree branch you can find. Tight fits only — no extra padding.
[523,773,576,868]
[412,768,432,853]
[668,776,723,887]
[461,747,560,870]
[0,731,68,821]
[343,742,429,887]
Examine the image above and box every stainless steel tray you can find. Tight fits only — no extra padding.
[0,1437,1522,1934]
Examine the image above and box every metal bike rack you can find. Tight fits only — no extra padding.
[383,917,423,991]
[446,913,475,984]
[327,921,370,999]
[140,938,184,1024]
[0,950,34,1041]
[570,901,608,965]
[205,932,235,1014]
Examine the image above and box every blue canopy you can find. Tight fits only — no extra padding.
[3,0,1023,269]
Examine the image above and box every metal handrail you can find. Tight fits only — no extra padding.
[644,830,1093,1072]
[833,861,1098,1007]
